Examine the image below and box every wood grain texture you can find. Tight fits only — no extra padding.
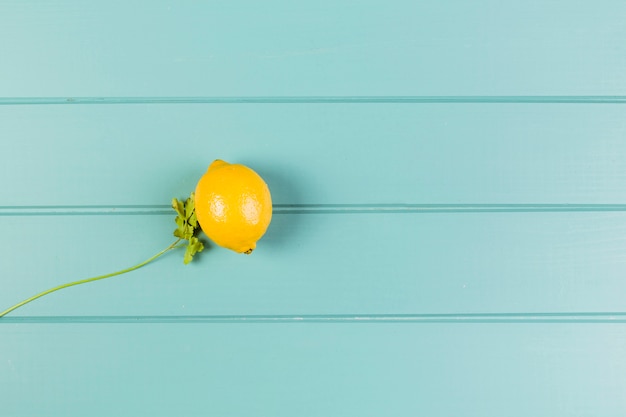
[2,104,626,206]
[1,0,626,96]
[2,324,626,416]
[2,1,626,416]
[2,212,626,316]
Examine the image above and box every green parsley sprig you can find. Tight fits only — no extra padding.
[172,192,205,264]
[0,193,206,317]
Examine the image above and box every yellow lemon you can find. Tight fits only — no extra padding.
[194,160,272,254]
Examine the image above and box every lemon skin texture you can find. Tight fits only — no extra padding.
[194,160,272,254]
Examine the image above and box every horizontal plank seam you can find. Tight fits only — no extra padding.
[2,96,626,105]
[3,204,626,216]
[2,313,626,324]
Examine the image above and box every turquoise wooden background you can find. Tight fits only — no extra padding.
[2,1,626,415]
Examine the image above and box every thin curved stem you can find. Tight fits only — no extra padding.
[0,239,183,318]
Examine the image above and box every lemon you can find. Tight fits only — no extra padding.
[194,160,272,254]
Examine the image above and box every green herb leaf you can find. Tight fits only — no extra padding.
[185,196,194,219]
[172,193,206,264]
[172,198,185,217]
[183,236,205,264]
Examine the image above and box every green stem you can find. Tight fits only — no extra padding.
[0,239,183,318]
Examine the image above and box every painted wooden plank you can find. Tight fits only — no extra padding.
[1,0,626,96]
[2,323,625,416]
[2,211,626,317]
[2,103,626,206]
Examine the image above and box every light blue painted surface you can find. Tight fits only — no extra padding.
[2,1,626,416]
[3,324,626,416]
[2,104,626,206]
[1,0,626,96]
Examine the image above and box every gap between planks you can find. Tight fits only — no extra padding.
[2,313,626,324]
[2,96,626,105]
[2,204,626,216]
